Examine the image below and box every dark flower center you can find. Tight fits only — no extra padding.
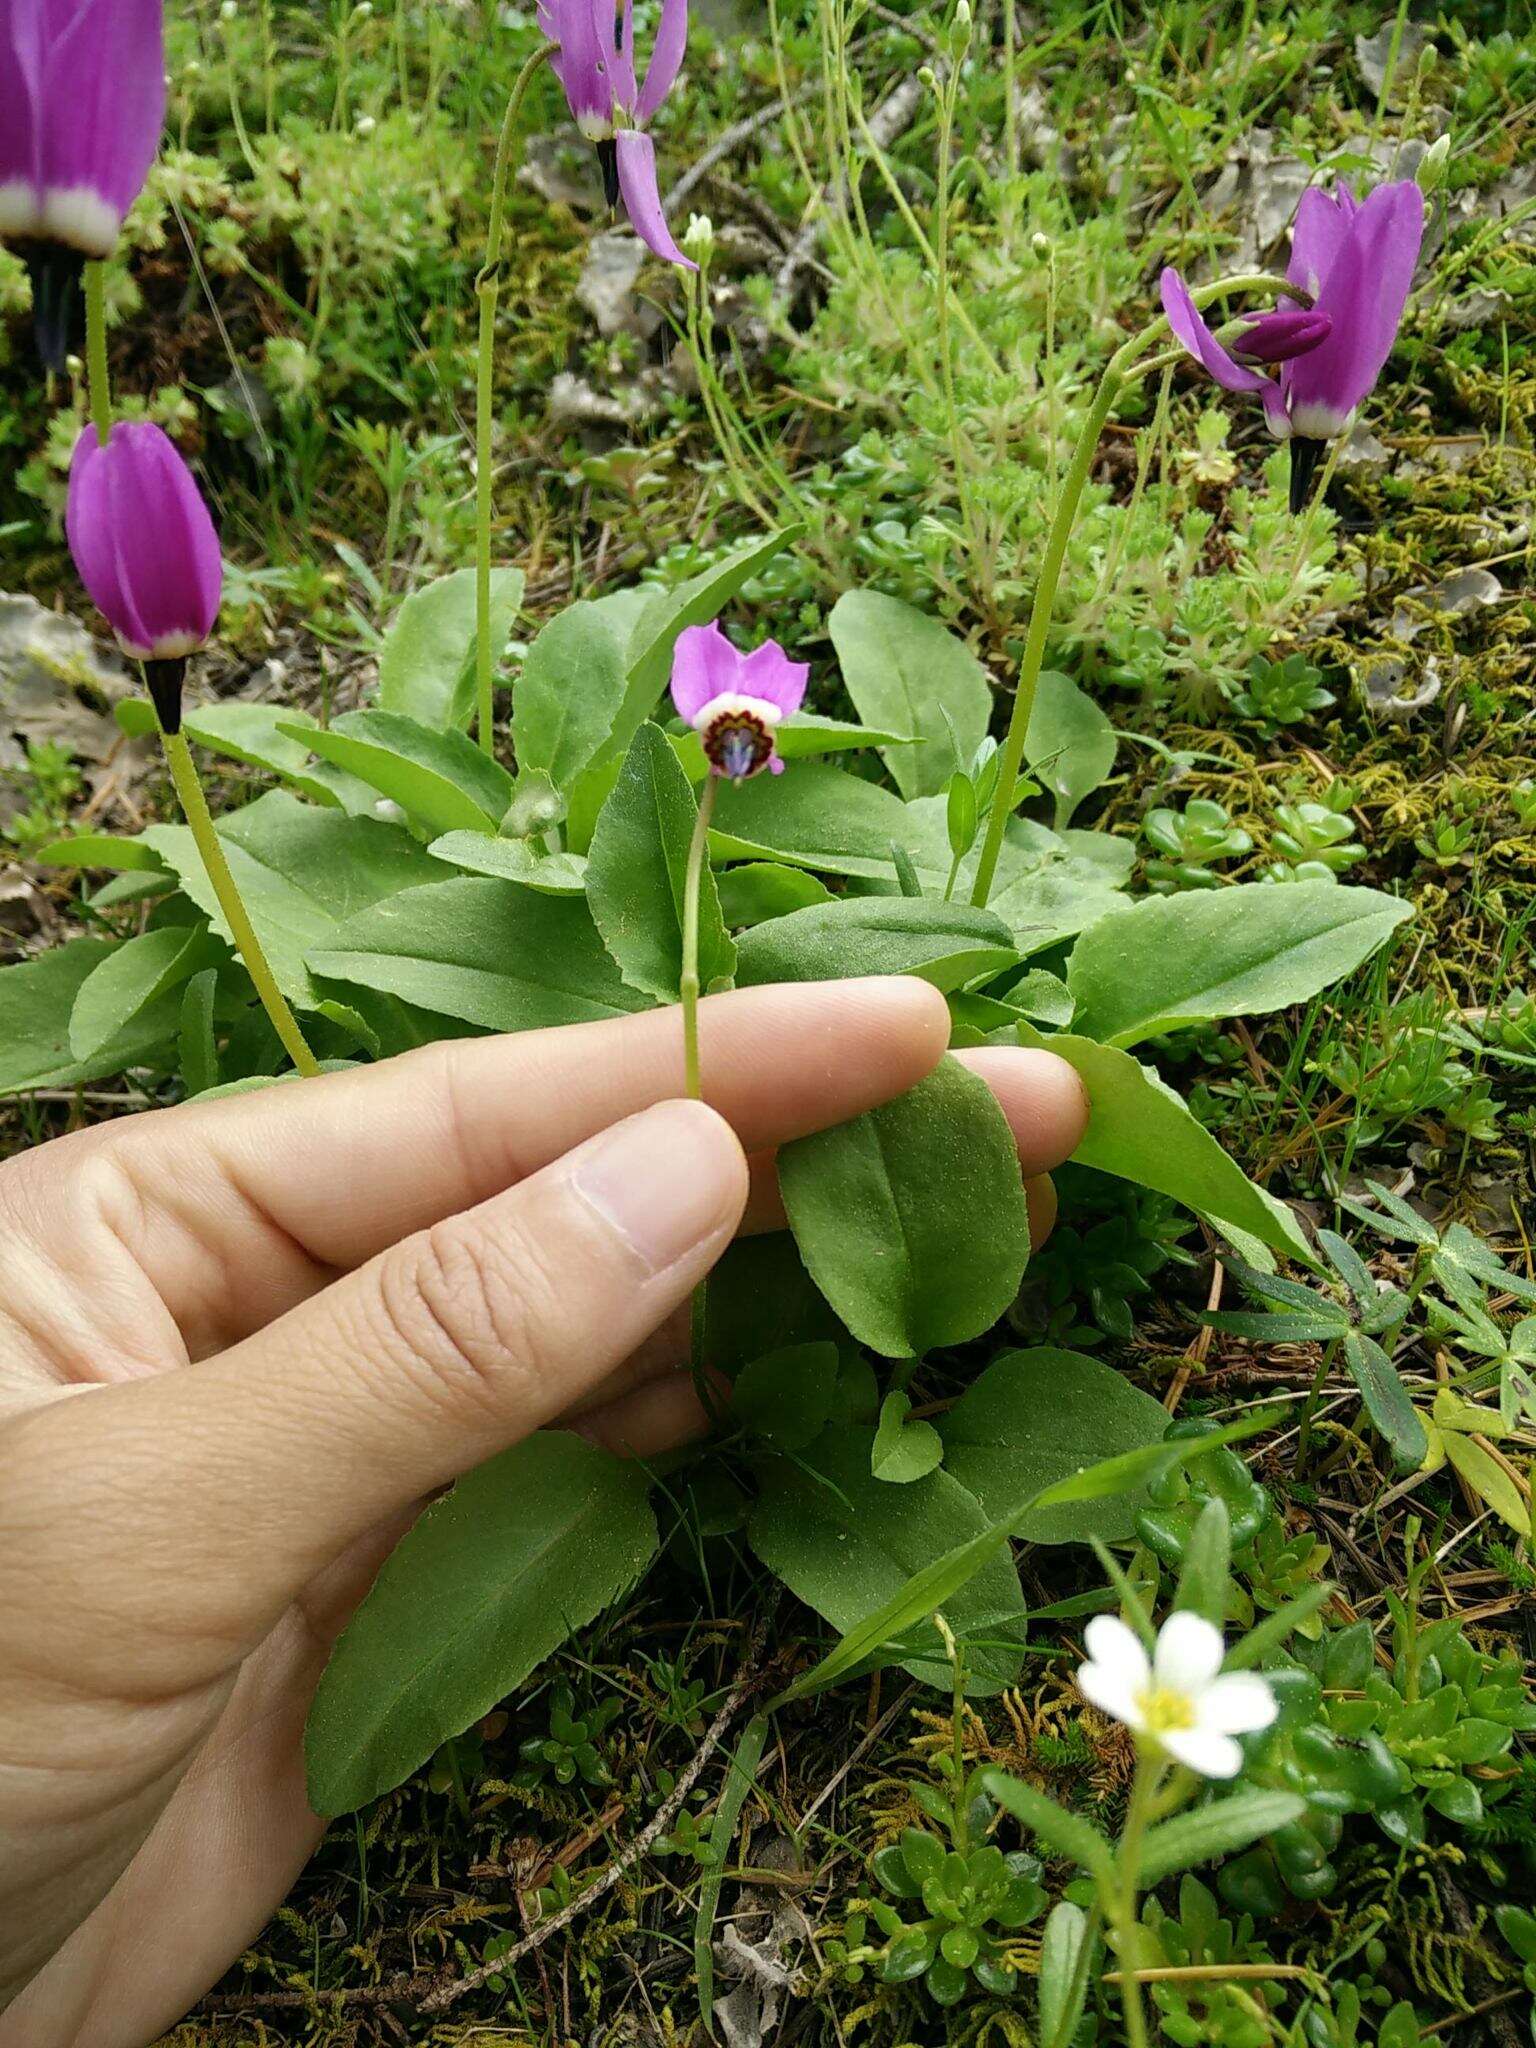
[21,241,86,373]
[703,709,774,782]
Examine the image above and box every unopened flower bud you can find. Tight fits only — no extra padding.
[682,212,714,258]
[1416,134,1450,194]
[355,114,377,136]
[1031,231,1052,259]
[917,64,937,90]
[219,2,237,22]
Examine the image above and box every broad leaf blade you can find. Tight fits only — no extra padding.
[378,566,524,731]
[828,590,992,799]
[779,1057,1032,1357]
[1068,882,1413,1049]
[1024,671,1117,829]
[305,1432,657,1814]
[586,722,735,1002]
[282,710,514,835]
[510,600,631,794]
[735,896,1017,994]
[1344,1331,1429,1472]
[1137,1791,1307,1886]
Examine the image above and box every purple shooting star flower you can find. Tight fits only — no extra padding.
[671,620,808,782]
[0,0,167,369]
[537,0,696,269]
[66,421,223,735]
[1161,177,1425,512]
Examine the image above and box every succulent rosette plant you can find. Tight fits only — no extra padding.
[1161,178,1426,510]
[537,0,695,268]
[0,0,166,366]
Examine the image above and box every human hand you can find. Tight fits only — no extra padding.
[0,978,1087,2046]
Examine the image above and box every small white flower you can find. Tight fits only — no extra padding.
[1076,1612,1277,1780]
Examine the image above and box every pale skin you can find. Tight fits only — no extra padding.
[0,977,1089,2047]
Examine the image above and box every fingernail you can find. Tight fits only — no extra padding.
[569,1100,744,1275]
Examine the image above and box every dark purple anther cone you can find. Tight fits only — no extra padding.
[1288,438,1326,516]
[144,657,187,736]
[1,0,167,367]
[595,137,621,211]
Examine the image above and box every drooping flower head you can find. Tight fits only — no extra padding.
[1076,1612,1277,1780]
[1161,178,1425,513]
[0,0,167,368]
[536,0,695,269]
[66,422,223,734]
[670,621,808,783]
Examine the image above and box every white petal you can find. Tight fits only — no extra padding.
[1077,1618,1151,1727]
[1153,1610,1226,1695]
[1159,1727,1244,1779]
[1197,1672,1279,1737]
[1076,1658,1144,1729]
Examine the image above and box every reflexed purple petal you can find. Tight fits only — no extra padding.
[0,0,43,235]
[738,638,809,718]
[1284,179,1424,436]
[610,0,638,116]
[1286,184,1354,300]
[636,0,688,122]
[1235,307,1331,363]
[670,621,740,724]
[1160,267,1275,395]
[545,0,612,132]
[36,0,165,251]
[66,422,222,658]
[615,127,696,268]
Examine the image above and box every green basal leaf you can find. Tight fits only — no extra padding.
[940,1347,1169,1544]
[871,1390,944,1483]
[1136,1790,1308,1886]
[1038,1901,1096,2048]
[280,709,515,836]
[828,589,992,799]
[735,896,1018,993]
[0,936,187,1095]
[1024,671,1118,830]
[1068,882,1414,1049]
[712,761,937,882]
[715,862,834,927]
[305,1431,657,1814]
[427,832,588,894]
[178,966,221,1096]
[510,599,631,795]
[309,875,652,1032]
[143,791,452,1010]
[116,699,374,810]
[586,722,735,1003]
[1344,1330,1429,1473]
[34,832,170,873]
[1018,1026,1309,1259]
[980,1772,1117,1885]
[730,1342,842,1450]
[779,1056,1032,1358]
[68,922,218,1063]
[378,565,524,731]
[750,1425,1028,1696]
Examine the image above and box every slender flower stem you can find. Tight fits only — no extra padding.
[84,261,112,447]
[474,45,550,757]
[680,777,719,1101]
[159,723,321,1078]
[1296,1333,1342,1472]
[1109,1755,1161,2048]
[969,271,1302,910]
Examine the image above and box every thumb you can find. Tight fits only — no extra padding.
[1,1101,746,1692]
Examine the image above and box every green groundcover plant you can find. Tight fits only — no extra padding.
[3,2,1504,2034]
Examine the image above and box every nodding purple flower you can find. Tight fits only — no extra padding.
[671,621,808,782]
[66,422,223,735]
[536,0,696,269]
[0,0,166,369]
[1161,178,1425,513]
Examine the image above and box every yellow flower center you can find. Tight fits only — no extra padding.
[1137,1686,1196,1735]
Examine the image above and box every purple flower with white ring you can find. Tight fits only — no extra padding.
[1161,178,1426,512]
[66,422,223,734]
[537,0,695,270]
[0,0,166,367]
[670,621,808,782]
